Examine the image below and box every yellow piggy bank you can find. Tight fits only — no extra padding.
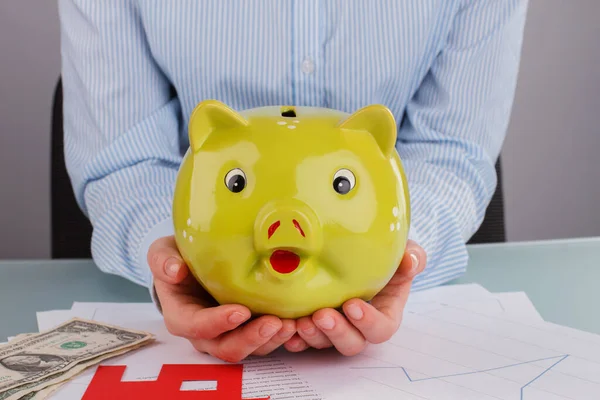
[173,100,410,319]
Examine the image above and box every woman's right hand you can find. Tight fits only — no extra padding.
[147,236,296,362]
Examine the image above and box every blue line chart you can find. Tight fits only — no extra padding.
[520,355,569,399]
[350,354,570,399]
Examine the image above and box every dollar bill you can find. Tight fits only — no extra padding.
[6,335,36,345]
[29,383,61,400]
[5,341,150,400]
[3,374,68,400]
[8,373,66,400]
[0,336,34,350]
[14,379,62,400]
[14,380,61,400]
[27,380,63,400]
[19,384,55,400]
[0,318,153,396]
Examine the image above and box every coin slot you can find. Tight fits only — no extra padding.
[281,107,296,118]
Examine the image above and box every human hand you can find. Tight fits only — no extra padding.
[283,239,427,355]
[148,236,297,362]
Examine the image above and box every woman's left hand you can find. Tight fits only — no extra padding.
[283,239,427,355]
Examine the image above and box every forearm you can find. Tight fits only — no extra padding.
[403,153,495,290]
[84,163,176,287]
[400,0,528,289]
[66,97,182,287]
[59,0,182,288]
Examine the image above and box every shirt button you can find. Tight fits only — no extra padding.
[301,57,315,74]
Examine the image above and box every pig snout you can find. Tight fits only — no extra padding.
[254,200,322,255]
[267,219,305,239]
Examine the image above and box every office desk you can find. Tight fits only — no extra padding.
[1,237,599,341]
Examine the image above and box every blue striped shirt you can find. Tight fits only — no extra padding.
[58,0,528,292]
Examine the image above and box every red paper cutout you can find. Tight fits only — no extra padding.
[81,364,269,400]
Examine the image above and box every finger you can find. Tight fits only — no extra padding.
[169,304,252,340]
[296,316,333,349]
[199,315,283,363]
[312,309,366,356]
[389,240,427,286]
[158,286,251,340]
[147,236,189,285]
[283,334,310,353]
[372,240,427,317]
[252,319,297,356]
[342,299,398,344]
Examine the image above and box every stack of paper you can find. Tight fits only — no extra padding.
[15,284,600,399]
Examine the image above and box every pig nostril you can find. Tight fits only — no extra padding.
[293,219,305,237]
[268,221,280,239]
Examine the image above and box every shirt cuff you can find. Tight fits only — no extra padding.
[137,217,174,312]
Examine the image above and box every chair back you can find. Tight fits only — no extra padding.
[51,78,93,258]
[468,159,506,244]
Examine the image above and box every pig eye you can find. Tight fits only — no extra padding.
[333,169,355,195]
[225,168,246,193]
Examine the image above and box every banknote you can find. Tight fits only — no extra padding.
[0,318,153,396]
[5,341,150,400]
[0,336,34,350]
[19,383,55,400]
[29,383,61,400]
[7,335,35,344]
[26,380,63,400]
[9,375,64,400]
[14,380,62,400]
[16,381,61,400]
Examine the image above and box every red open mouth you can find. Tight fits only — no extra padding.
[269,250,300,274]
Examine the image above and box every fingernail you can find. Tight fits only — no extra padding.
[346,304,364,320]
[165,258,181,277]
[410,252,419,273]
[228,312,247,324]
[315,316,335,330]
[260,323,279,338]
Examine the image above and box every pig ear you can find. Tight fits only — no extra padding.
[188,100,249,152]
[337,104,397,157]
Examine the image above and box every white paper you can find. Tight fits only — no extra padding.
[70,302,162,324]
[543,321,600,346]
[70,302,156,313]
[287,307,600,399]
[406,283,493,307]
[493,292,545,322]
[49,317,323,399]
[406,285,543,324]
[39,288,600,399]
[36,310,83,331]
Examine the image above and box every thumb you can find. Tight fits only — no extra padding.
[147,236,189,285]
[389,240,427,286]
[402,240,427,278]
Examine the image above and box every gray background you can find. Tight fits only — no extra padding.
[0,1,598,259]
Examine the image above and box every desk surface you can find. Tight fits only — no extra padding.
[1,237,599,341]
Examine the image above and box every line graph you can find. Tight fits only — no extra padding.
[351,354,571,399]
[520,355,569,399]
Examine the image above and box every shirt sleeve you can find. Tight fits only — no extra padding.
[58,0,181,288]
[399,0,528,290]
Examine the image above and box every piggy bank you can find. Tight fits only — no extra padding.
[172,100,410,319]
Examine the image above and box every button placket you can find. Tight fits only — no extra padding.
[301,57,315,74]
[292,0,321,105]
